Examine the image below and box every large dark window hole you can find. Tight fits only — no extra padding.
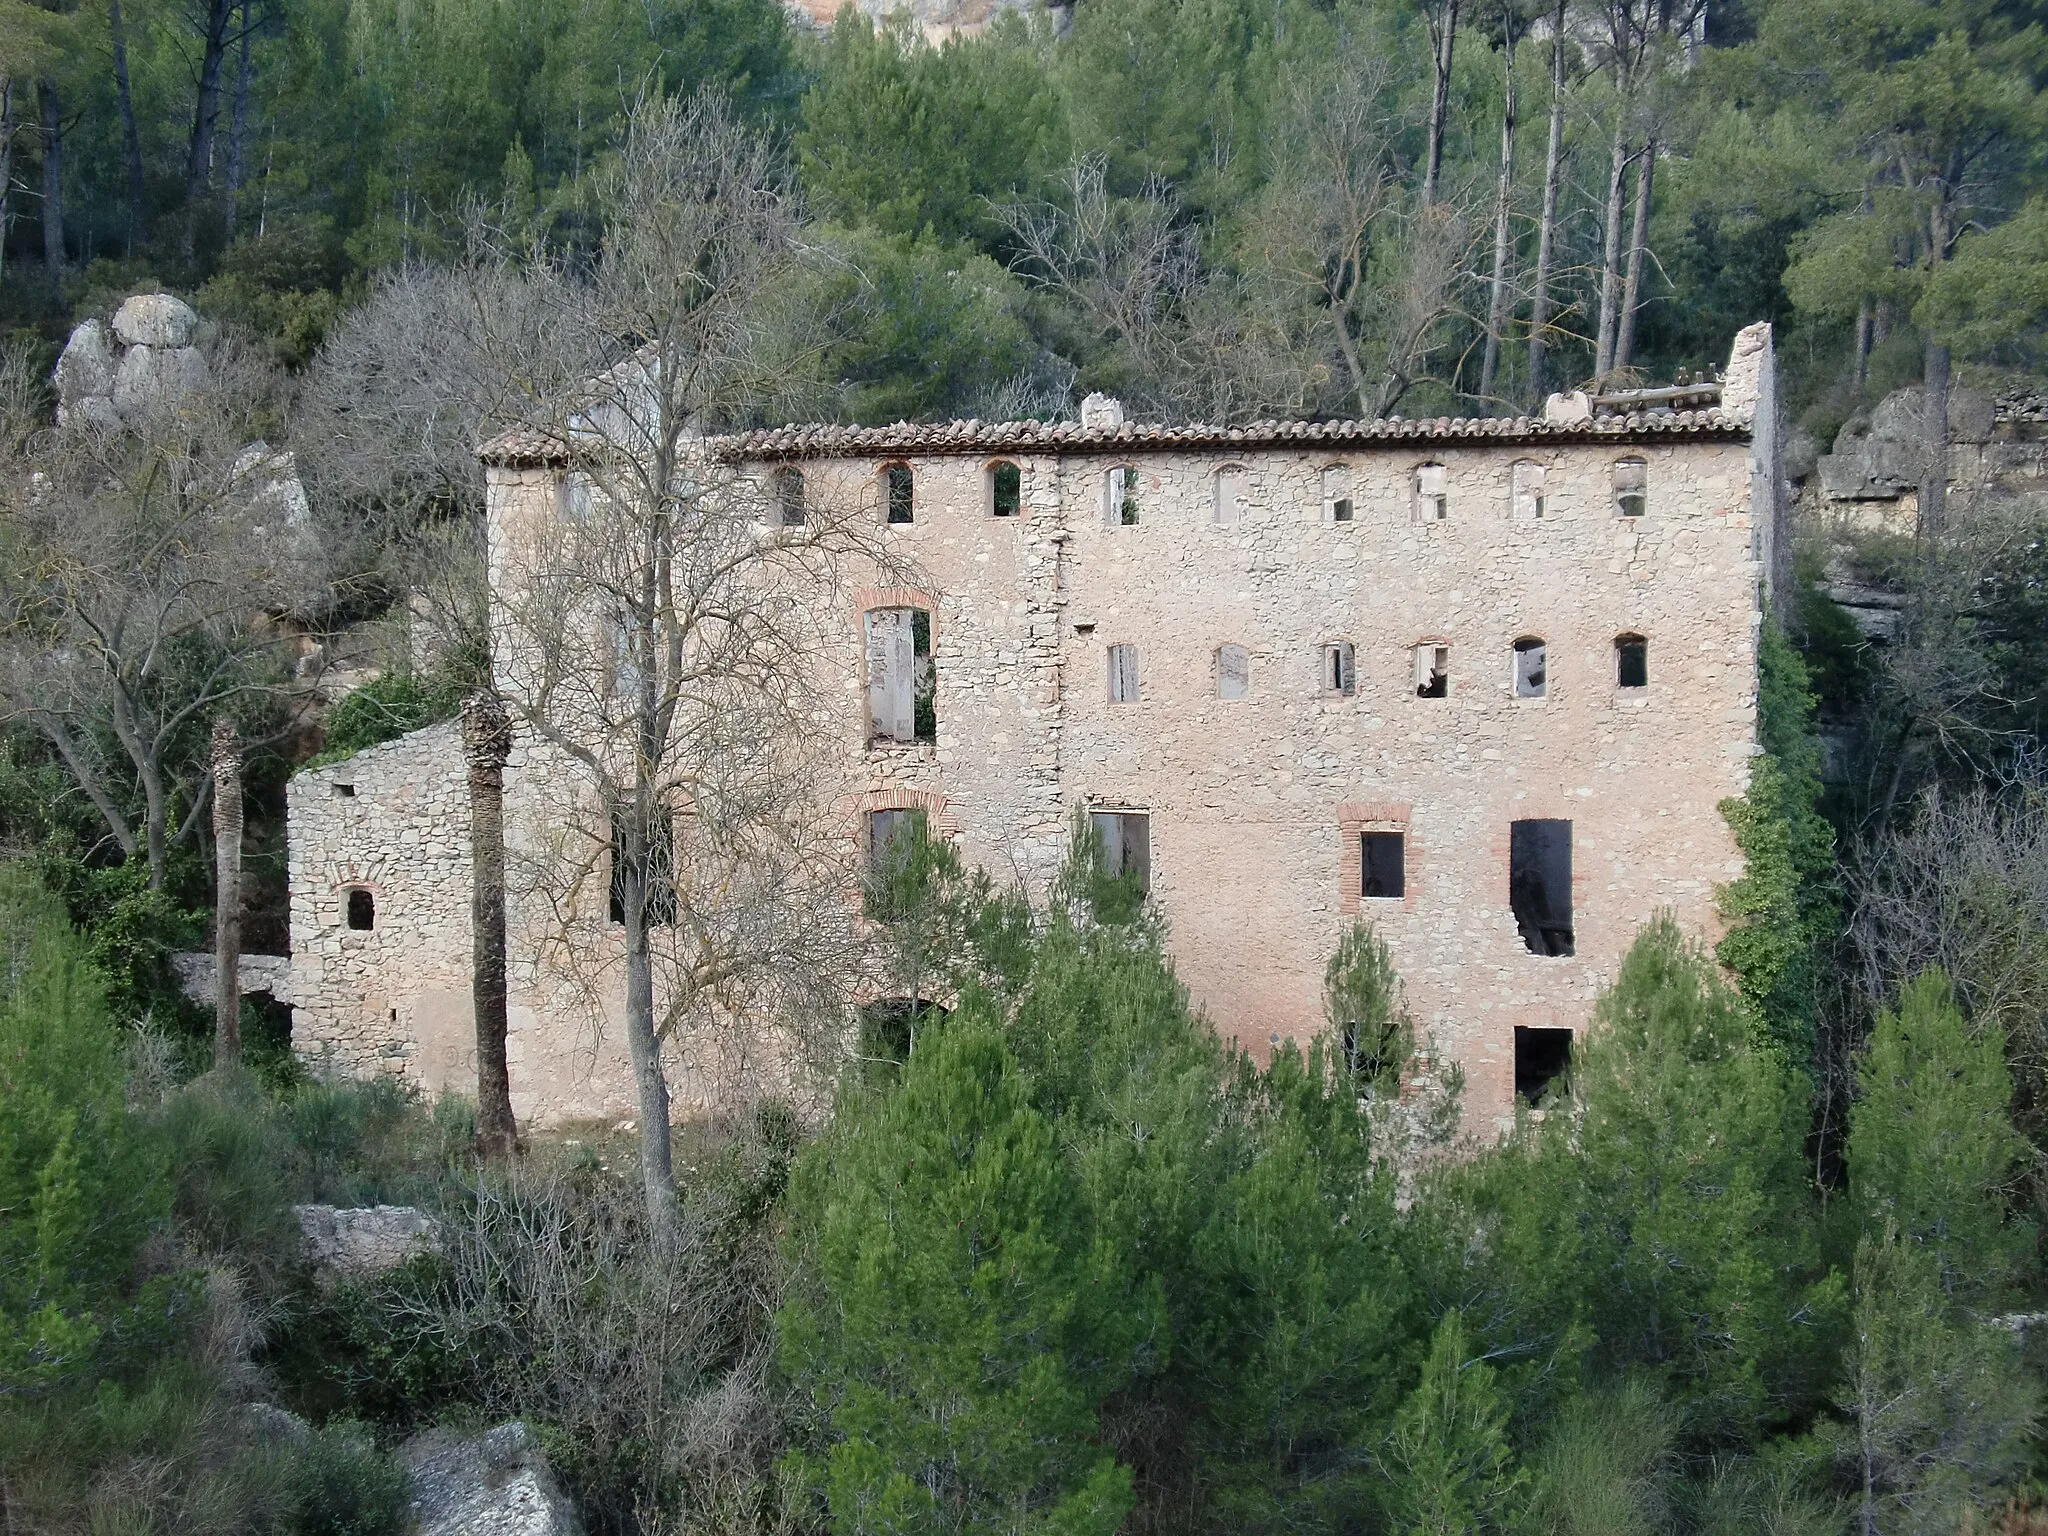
[1509,819,1573,956]
[1514,1026,1573,1104]
[345,887,375,930]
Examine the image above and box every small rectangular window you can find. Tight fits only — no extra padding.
[1616,635,1648,689]
[557,473,594,523]
[991,460,1021,517]
[884,462,914,524]
[1512,460,1546,520]
[1105,466,1138,526]
[1514,1027,1573,1104]
[866,607,934,744]
[1215,467,1246,526]
[1089,810,1151,895]
[1513,637,1547,699]
[1108,643,1140,703]
[1361,831,1405,899]
[866,807,926,869]
[1414,463,1448,521]
[1614,457,1648,518]
[1324,642,1356,697]
[609,810,677,927]
[1322,465,1353,523]
[1509,819,1573,957]
[1414,645,1449,699]
[332,782,356,799]
[345,887,375,930]
[1216,644,1250,700]
[774,467,806,527]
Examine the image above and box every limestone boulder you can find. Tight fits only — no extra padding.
[111,343,210,420]
[400,1421,583,1536]
[1816,383,2000,500]
[294,1203,442,1287]
[54,318,118,405]
[112,292,199,348]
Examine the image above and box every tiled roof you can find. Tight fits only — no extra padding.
[479,409,1752,466]
[702,410,1752,463]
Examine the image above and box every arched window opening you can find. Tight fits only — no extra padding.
[1214,465,1247,526]
[1513,636,1547,698]
[1613,456,1648,517]
[773,466,805,527]
[1413,462,1448,521]
[345,887,376,931]
[865,607,936,744]
[882,462,914,524]
[990,459,1021,517]
[1615,633,1649,689]
[1322,465,1353,523]
[1216,644,1250,700]
[1511,459,1546,520]
[1104,465,1138,526]
[1324,641,1356,697]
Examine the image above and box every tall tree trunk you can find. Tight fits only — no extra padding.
[110,0,148,243]
[1422,0,1460,206]
[182,0,235,255]
[1921,334,1950,541]
[1526,0,1568,401]
[211,722,243,1066]
[223,2,251,239]
[621,799,678,1239]
[1853,296,1872,392]
[1614,134,1655,376]
[38,78,62,291]
[0,78,16,285]
[1593,122,1631,384]
[464,693,519,1158]
[1479,17,1517,403]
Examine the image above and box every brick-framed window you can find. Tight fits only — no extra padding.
[1337,801,1412,914]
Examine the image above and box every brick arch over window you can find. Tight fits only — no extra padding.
[855,786,960,840]
[853,587,941,635]
[1336,801,1413,915]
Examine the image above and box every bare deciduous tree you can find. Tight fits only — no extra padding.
[0,339,328,889]
[479,92,876,1236]
[211,719,242,1064]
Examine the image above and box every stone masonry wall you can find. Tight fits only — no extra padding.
[298,405,1763,1131]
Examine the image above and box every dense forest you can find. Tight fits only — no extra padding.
[3,1,2048,1534]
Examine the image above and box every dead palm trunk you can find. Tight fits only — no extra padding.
[1422,0,1460,206]
[1526,0,1567,401]
[110,0,148,244]
[1593,120,1631,385]
[1479,15,1518,403]
[464,692,519,1157]
[1613,134,1654,376]
[211,721,243,1066]
[38,78,62,291]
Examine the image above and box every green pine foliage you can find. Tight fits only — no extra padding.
[1846,971,2032,1305]
[0,868,169,1390]
[1718,622,1840,1069]
[1381,1310,1525,1536]
[779,1016,1152,1536]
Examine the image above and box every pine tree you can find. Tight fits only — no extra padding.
[1383,1310,1526,1536]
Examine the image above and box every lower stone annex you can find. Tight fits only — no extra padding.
[284,324,1784,1131]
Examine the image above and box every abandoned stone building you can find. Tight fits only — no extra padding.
[284,324,1783,1130]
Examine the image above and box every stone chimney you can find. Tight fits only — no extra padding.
[1721,321,1773,420]
[1080,392,1126,430]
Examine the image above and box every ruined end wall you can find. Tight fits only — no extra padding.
[287,722,475,1090]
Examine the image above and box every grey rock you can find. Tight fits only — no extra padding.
[1783,425,1819,483]
[294,1204,442,1286]
[112,292,199,348]
[112,343,209,420]
[1818,384,2001,501]
[58,394,125,432]
[400,1421,583,1536]
[54,318,117,403]
[241,1401,314,1446]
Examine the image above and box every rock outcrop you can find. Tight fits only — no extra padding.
[400,1421,583,1536]
[1816,383,1997,501]
[54,293,208,427]
[293,1204,442,1287]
